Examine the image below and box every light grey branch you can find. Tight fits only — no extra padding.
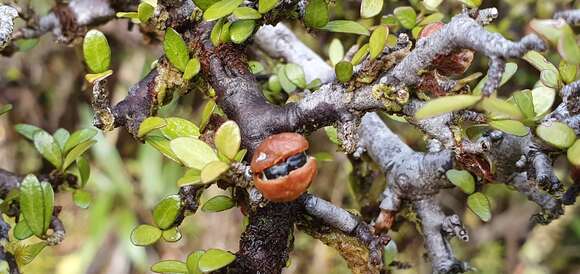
[0,5,18,50]
[301,194,359,233]
[554,9,580,25]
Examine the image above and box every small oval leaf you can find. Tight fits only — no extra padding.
[171,137,218,169]
[153,194,182,230]
[415,95,481,120]
[164,28,190,72]
[215,121,241,160]
[151,260,188,273]
[198,248,236,272]
[34,131,63,169]
[467,192,492,222]
[203,0,243,21]
[83,30,111,73]
[536,122,576,149]
[488,120,529,137]
[131,224,162,246]
[335,61,353,83]
[320,20,370,36]
[446,169,475,194]
[201,161,230,184]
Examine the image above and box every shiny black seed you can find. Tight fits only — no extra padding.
[264,163,289,179]
[286,153,307,170]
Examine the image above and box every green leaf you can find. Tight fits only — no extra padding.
[183,58,201,81]
[558,29,580,65]
[419,12,444,26]
[20,175,53,237]
[540,69,560,89]
[142,0,158,8]
[211,18,226,46]
[531,86,556,116]
[394,6,417,29]
[53,128,70,149]
[423,0,443,11]
[446,169,475,194]
[171,137,218,169]
[77,156,90,187]
[529,19,567,44]
[202,195,235,212]
[277,66,297,93]
[198,249,236,272]
[473,63,518,95]
[328,39,344,66]
[146,136,182,163]
[138,2,155,23]
[63,140,96,170]
[151,260,188,273]
[84,69,113,83]
[215,121,241,160]
[138,117,167,137]
[523,51,559,74]
[559,61,577,84]
[164,28,190,72]
[73,189,92,209]
[415,95,481,120]
[351,43,369,66]
[458,0,481,8]
[20,242,47,265]
[230,20,256,44]
[186,251,205,274]
[467,192,491,222]
[131,224,162,246]
[201,161,230,183]
[83,30,111,73]
[193,0,219,10]
[369,25,388,59]
[489,120,529,137]
[233,7,261,19]
[304,0,329,28]
[335,61,353,83]
[15,124,42,141]
[320,20,370,36]
[284,64,307,88]
[161,117,200,139]
[63,128,98,154]
[258,0,277,13]
[116,11,140,20]
[203,0,243,21]
[361,0,383,18]
[536,122,576,149]
[153,194,182,230]
[324,126,339,144]
[568,140,580,166]
[34,130,63,169]
[162,227,183,242]
[313,152,334,162]
[15,38,39,52]
[0,104,12,116]
[382,239,398,266]
[13,219,33,240]
[249,61,264,74]
[177,169,202,187]
[200,100,217,131]
[478,97,524,120]
[511,91,535,119]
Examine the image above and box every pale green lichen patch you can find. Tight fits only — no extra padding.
[371,84,409,111]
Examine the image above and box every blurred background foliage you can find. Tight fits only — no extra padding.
[0,0,580,273]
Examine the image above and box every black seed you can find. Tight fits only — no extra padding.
[264,163,289,179]
[286,153,307,170]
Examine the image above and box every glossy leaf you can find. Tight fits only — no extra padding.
[540,69,560,89]
[164,28,189,72]
[536,122,576,149]
[77,156,90,187]
[568,140,580,166]
[479,97,524,121]
[73,189,92,209]
[15,124,42,141]
[138,2,155,23]
[558,29,580,65]
[146,136,182,163]
[351,43,369,65]
[13,219,33,240]
[369,25,388,59]
[131,224,162,246]
[83,30,111,73]
[187,251,205,274]
[415,95,481,120]
[446,169,475,194]
[458,0,481,8]
[277,65,297,92]
[198,249,236,272]
[151,260,188,273]
[511,91,535,119]
[215,121,241,159]
[34,130,63,169]
[177,169,202,187]
[489,120,529,137]
[63,140,96,170]
[162,227,183,242]
[423,0,443,11]
[230,20,256,44]
[531,86,556,116]
[201,161,230,183]
[361,0,383,18]
[523,51,559,74]
[153,194,182,229]
[467,192,491,222]
[328,39,344,66]
[284,63,307,88]
[193,0,219,10]
[63,128,97,154]
[320,20,370,36]
[161,117,200,139]
[183,58,201,80]
[171,137,218,169]
[335,61,353,83]
[258,0,277,13]
[559,61,577,84]
[394,6,417,29]
[304,0,328,28]
[200,100,217,131]
[202,195,235,212]
[138,117,167,137]
[20,175,53,237]
[233,7,261,19]
[53,128,70,149]
[203,0,243,21]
